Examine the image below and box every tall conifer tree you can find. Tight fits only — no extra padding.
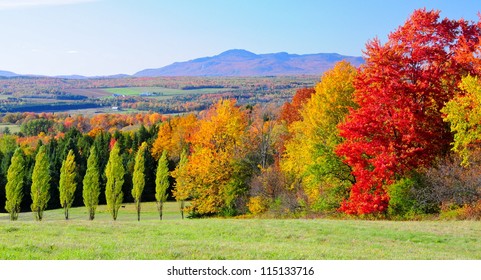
[59,149,77,220]
[105,142,124,221]
[155,150,169,220]
[5,148,25,221]
[132,142,147,221]
[31,145,51,221]
[83,146,100,220]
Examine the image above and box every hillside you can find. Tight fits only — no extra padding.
[0,70,19,77]
[134,49,364,77]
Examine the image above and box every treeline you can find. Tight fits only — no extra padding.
[0,124,162,217]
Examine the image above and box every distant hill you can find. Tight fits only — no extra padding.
[0,70,19,77]
[134,49,364,77]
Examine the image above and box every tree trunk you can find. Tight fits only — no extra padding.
[159,202,163,220]
[136,200,141,221]
[180,201,184,220]
[89,207,95,220]
[64,205,69,220]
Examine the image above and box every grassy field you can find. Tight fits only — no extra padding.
[0,123,21,134]
[102,86,230,97]
[0,202,480,260]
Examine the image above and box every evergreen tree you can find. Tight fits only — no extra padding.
[83,146,100,220]
[155,150,170,220]
[31,145,51,221]
[132,142,147,221]
[94,131,110,205]
[59,149,77,220]
[105,142,124,221]
[45,137,61,210]
[5,148,25,221]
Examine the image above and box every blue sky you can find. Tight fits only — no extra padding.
[0,0,479,76]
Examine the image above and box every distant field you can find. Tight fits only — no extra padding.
[0,123,21,133]
[0,202,480,260]
[102,86,231,97]
[67,88,112,98]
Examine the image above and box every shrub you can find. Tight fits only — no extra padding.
[248,166,300,216]
[387,173,439,219]
[439,201,481,220]
[247,196,269,215]
[421,154,481,210]
[387,177,418,218]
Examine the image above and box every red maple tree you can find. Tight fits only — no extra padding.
[336,9,481,214]
[280,87,315,125]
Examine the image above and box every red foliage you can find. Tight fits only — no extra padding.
[336,9,481,215]
[109,138,117,151]
[280,87,315,124]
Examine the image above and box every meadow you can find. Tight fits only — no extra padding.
[0,123,20,133]
[0,202,479,260]
[102,86,232,97]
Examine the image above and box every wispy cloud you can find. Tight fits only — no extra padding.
[66,50,79,54]
[0,0,99,10]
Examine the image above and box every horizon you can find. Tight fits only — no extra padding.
[0,0,480,76]
[1,48,363,77]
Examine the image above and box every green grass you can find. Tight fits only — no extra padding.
[0,202,480,260]
[102,86,230,98]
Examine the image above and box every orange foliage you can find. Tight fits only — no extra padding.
[151,114,198,161]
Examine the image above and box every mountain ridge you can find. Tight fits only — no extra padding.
[0,70,19,77]
[134,49,364,77]
[1,49,364,78]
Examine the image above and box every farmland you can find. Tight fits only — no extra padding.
[102,86,233,96]
[0,76,317,114]
[0,202,479,260]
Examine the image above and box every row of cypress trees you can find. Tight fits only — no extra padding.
[4,141,170,221]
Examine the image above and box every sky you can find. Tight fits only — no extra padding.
[0,0,480,76]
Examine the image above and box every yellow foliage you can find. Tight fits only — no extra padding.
[281,61,357,210]
[172,99,249,215]
[442,75,481,166]
[247,196,269,215]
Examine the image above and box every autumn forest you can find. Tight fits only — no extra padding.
[2,9,481,221]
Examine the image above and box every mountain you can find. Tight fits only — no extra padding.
[0,70,20,77]
[134,49,364,77]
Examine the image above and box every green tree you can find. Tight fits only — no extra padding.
[132,142,148,221]
[105,142,124,221]
[172,150,189,219]
[31,145,51,221]
[83,146,100,220]
[155,150,170,220]
[59,149,77,220]
[5,148,25,221]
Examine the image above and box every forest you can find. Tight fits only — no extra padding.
[1,9,481,221]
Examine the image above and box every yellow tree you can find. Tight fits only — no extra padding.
[173,99,248,216]
[281,61,357,211]
[442,75,481,165]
